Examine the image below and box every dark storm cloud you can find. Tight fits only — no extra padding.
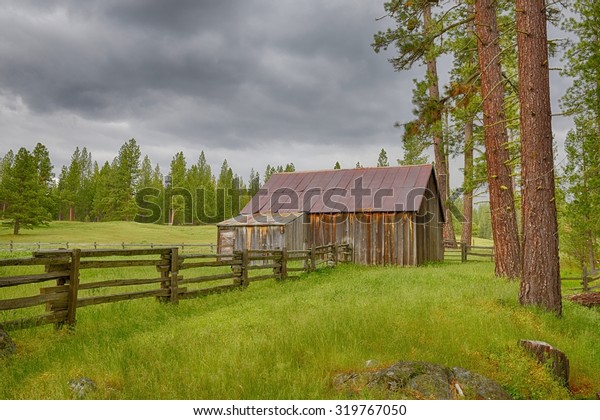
[0,0,415,158]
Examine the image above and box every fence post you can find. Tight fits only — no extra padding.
[461,242,467,263]
[157,250,171,303]
[45,252,72,330]
[280,248,288,280]
[310,244,316,272]
[582,266,589,292]
[170,247,179,304]
[333,243,339,266]
[241,249,249,287]
[66,249,81,329]
[10,240,13,253]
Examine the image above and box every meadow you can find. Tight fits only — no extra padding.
[0,222,598,400]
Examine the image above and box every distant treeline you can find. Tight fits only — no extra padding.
[0,139,295,233]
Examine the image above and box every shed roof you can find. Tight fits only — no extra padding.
[217,212,304,227]
[241,164,442,215]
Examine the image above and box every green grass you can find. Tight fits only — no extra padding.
[0,222,597,399]
[0,221,217,245]
[1,262,598,400]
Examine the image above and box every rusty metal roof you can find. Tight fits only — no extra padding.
[217,212,304,227]
[241,164,441,215]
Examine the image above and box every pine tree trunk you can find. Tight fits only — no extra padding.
[474,0,521,279]
[516,0,562,315]
[423,4,456,247]
[69,206,75,222]
[13,219,19,235]
[462,119,474,246]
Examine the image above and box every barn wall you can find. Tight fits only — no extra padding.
[416,175,444,264]
[308,212,416,266]
[217,215,307,254]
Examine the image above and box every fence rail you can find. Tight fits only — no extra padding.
[562,266,600,293]
[0,243,352,332]
[445,243,597,294]
[444,242,494,263]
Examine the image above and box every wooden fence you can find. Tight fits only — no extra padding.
[0,241,217,253]
[445,242,598,294]
[0,243,352,332]
[561,266,600,293]
[444,242,494,263]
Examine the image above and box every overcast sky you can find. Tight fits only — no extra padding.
[0,0,573,188]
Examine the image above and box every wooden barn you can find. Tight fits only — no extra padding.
[217,164,444,266]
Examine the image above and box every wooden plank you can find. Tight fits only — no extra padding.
[179,260,240,269]
[170,247,179,304]
[287,267,306,272]
[79,248,173,257]
[281,247,288,280]
[180,272,239,284]
[247,263,280,270]
[0,310,67,332]
[32,250,72,258]
[241,249,249,287]
[0,256,70,267]
[66,249,81,328]
[468,252,494,258]
[79,277,166,290]
[286,256,310,262]
[40,285,70,294]
[0,271,71,288]
[179,284,241,299]
[248,274,276,282]
[179,253,233,259]
[0,292,67,311]
[77,289,169,308]
[79,259,159,269]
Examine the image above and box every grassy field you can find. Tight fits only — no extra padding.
[0,221,216,245]
[0,222,598,400]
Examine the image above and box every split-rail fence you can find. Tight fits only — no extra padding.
[0,243,352,332]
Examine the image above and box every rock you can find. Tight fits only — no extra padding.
[334,361,510,400]
[68,377,97,399]
[518,340,569,387]
[369,362,453,399]
[0,327,16,359]
[451,367,512,400]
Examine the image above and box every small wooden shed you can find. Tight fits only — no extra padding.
[218,164,444,266]
[217,213,307,254]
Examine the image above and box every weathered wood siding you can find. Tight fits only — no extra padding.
[217,215,307,253]
[308,212,417,266]
[415,175,444,264]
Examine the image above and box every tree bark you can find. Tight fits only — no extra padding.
[13,218,19,235]
[474,0,521,279]
[462,119,474,246]
[423,4,457,247]
[516,0,562,315]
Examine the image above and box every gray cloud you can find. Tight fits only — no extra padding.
[0,0,573,187]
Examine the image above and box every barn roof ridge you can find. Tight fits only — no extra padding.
[269,163,433,176]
